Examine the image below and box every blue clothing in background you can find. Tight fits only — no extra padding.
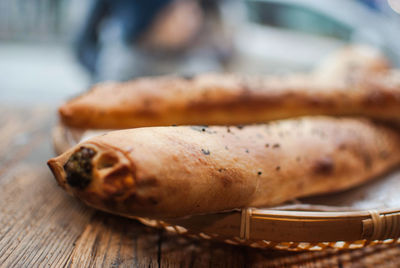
[76,0,172,75]
[356,0,381,11]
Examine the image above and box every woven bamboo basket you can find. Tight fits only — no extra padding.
[52,124,400,251]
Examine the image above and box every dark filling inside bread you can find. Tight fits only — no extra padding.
[64,147,96,189]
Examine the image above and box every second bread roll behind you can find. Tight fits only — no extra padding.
[59,70,400,129]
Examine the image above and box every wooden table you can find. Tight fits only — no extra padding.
[1,105,400,267]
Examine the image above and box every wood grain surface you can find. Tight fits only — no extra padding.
[1,105,400,267]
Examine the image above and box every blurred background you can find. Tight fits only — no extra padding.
[0,0,400,105]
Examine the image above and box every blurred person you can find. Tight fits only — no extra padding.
[75,0,232,82]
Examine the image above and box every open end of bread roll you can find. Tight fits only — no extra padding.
[63,147,96,190]
[48,143,137,208]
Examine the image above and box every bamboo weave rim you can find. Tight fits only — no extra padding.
[132,207,400,251]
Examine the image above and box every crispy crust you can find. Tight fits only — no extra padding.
[59,69,400,129]
[47,117,400,219]
[59,45,393,129]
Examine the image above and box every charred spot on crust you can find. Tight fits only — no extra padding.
[201,149,210,155]
[190,125,215,134]
[148,196,159,205]
[181,74,194,80]
[64,147,96,190]
[313,156,334,175]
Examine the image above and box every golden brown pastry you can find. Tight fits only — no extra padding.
[48,117,400,219]
[59,69,400,129]
[58,45,391,129]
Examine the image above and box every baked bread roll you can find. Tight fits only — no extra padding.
[47,117,400,219]
[59,70,400,129]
